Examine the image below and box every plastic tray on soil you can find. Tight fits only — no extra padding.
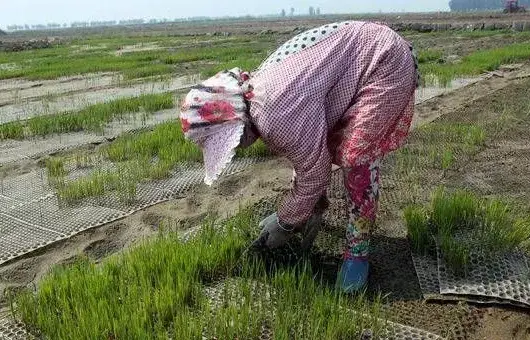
[436,244,530,308]
[6,197,126,236]
[411,251,442,299]
[0,157,263,266]
[0,170,54,202]
[83,183,173,215]
[0,314,33,340]
[0,213,64,264]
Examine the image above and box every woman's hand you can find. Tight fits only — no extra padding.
[252,213,298,249]
[252,196,330,250]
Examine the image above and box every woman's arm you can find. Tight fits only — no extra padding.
[253,98,331,227]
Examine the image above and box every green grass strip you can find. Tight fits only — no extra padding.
[12,207,385,339]
[0,93,174,140]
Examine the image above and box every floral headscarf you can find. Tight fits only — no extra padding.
[180,68,254,185]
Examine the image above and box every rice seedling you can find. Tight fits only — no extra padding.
[0,93,174,140]
[121,64,174,80]
[420,42,530,86]
[438,230,470,277]
[440,149,455,172]
[0,36,275,81]
[481,200,530,254]
[268,264,386,339]
[405,186,530,275]
[392,123,486,176]
[430,187,480,234]
[0,121,25,140]
[417,49,443,64]
[44,157,66,178]
[403,205,432,254]
[65,125,271,202]
[12,205,385,339]
[73,152,93,169]
[415,123,486,148]
[236,139,269,158]
[56,170,114,203]
[202,56,266,78]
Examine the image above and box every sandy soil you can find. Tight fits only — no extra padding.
[474,308,530,340]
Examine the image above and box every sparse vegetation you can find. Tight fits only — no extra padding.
[394,122,486,176]
[45,157,66,178]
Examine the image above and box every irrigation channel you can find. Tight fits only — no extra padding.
[1,65,530,339]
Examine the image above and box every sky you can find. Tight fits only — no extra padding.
[1,0,450,29]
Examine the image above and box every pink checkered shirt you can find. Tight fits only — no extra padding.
[249,21,417,225]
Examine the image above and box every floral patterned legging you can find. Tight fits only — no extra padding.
[342,159,380,261]
[291,159,380,260]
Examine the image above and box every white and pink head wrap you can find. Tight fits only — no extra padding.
[180,68,254,185]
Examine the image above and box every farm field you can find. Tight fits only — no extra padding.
[1,14,530,339]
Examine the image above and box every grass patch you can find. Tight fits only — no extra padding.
[0,93,174,140]
[11,206,385,339]
[404,187,530,275]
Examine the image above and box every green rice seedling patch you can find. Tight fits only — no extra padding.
[45,157,67,179]
[11,207,385,339]
[403,205,431,254]
[0,121,25,140]
[121,64,174,80]
[417,49,444,64]
[0,36,276,80]
[404,187,530,276]
[419,42,530,86]
[0,93,174,140]
[53,122,270,203]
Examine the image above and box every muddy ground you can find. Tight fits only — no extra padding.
[1,63,530,339]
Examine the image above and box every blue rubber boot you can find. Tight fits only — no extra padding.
[338,257,369,293]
